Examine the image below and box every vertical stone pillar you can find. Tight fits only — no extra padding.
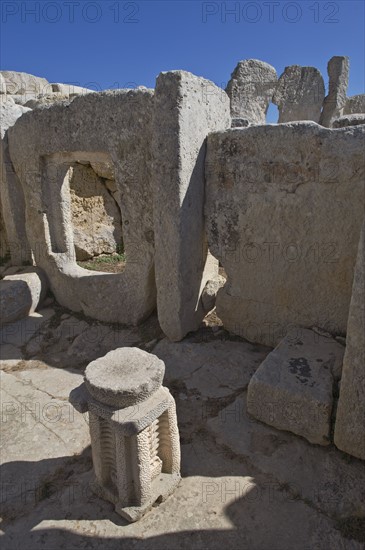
[152,70,231,341]
[69,347,181,521]
[334,222,365,460]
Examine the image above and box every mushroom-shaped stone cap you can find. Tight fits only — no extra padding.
[85,347,165,408]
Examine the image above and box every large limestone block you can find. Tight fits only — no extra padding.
[0,267,48,324]
[272,65,325,123]
[247,328,344,445]
[205,123,365,346]
[69,163,122,260]
[343,94,365,115]
[334,222,365,459]
[1,71,49,96]
[0,100,32,265]
[152,71,230,341]
[320,56,350,127]
[226,59,277,124]
[8,90,156,325]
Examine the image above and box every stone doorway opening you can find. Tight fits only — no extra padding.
[67,160,125,273]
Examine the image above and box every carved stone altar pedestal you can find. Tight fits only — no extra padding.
[70,347,181,522]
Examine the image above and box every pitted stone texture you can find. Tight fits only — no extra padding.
[0,99,31,139]
[247,328,344,445]
[1,71,49,96]
[226,59,277,124]
[343,94,365,115]
[69,163,122,260]
[0,100,32,265]
[333,114,365,128]
[0,267,48,325]
[320,56,350,127]
[90,160,115,180]
[205,123,365,346]
[334,222,365,460]
[152,71,230,341]
[272,65,325,123]
[24,93,70,109]
[8,90,156,325]
[231,117,250,128]
[85,348,165,408]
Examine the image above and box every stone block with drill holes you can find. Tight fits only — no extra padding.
[69,347,181,522]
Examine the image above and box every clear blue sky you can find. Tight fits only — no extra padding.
[1,0,364,121]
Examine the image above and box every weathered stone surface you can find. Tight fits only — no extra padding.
[343,93,365,115]
[334,222,365,459]
[226,59,277,124]
[90,160,115,180]
[0,267,48,324]
[201,274,226,313]
[0,99,30,139]
[69,163,122,260]
[51,83,96,96]
[154,337,269,398]
[333,114,365,128]
[0,99,32,265]
[11,93,38,106]
[0,73,6,94]
[8,90,156,325]
[24,93,70,109]
[85,347,165,407]
[1,71,49,96]
[247,328,344,445]
[208,392,365,520]
[205,123,365,346]
[152,71,230,341]
[231,117,250,128]
[0,368,88,520]
[0,308,54,347]
[272,65,325,123]
[320,56,350,127]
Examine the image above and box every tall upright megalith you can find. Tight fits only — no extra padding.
[152,71,230,341]
[226,59,277,124]
[334,222,365,460]
[320,56,350,127]
[273,65,325,123]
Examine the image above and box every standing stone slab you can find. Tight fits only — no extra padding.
[334,222,365,460]
[320,56,350,127]
[247,328,344,445]
[152,71,230,341]
[272,65,325,123]
[226,59,277,124]
[205,123,365,346]
[343,94,365,115]
[0,99,32,265]
[8,90,156,325]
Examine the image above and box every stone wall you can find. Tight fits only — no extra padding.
[8,90,156,325]
[205,122,365,346]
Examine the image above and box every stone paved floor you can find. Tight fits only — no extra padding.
[1,304,364,549]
